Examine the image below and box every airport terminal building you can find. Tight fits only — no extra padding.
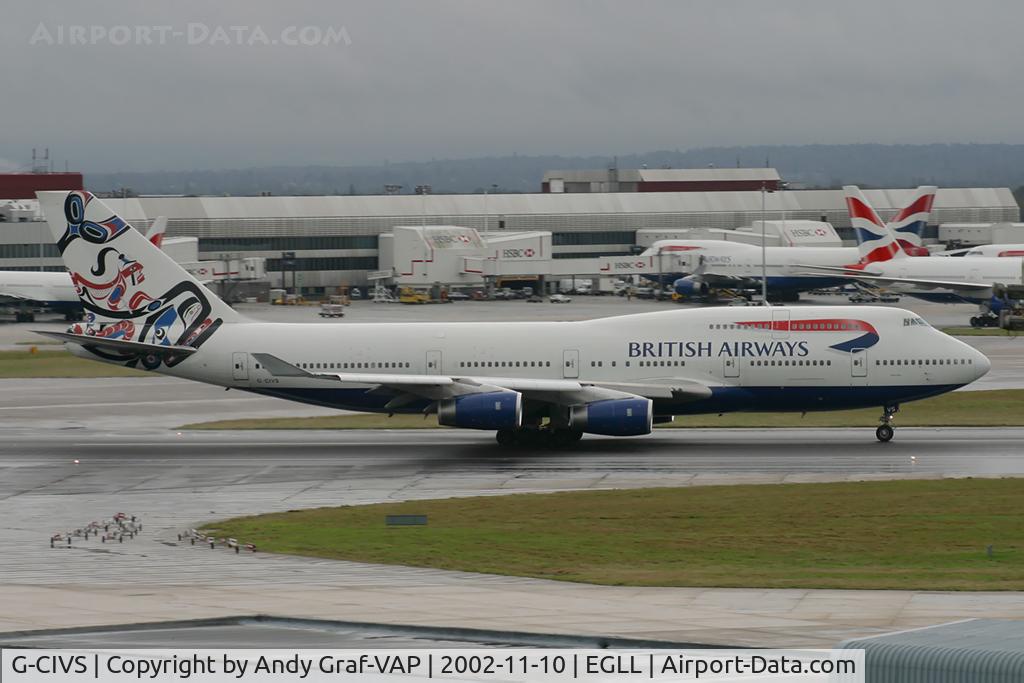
[1,187,1018,292]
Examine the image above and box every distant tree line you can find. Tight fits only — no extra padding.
[85,143,1024,200]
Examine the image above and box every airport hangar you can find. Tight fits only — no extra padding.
[1,184,1018,295]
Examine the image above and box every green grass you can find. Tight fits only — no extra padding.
[943,327,1020,337]
[0,349,145,378]
[202,478,1024,591]
[181,389,1024,430]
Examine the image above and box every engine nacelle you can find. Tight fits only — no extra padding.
[438,391,522,430]
[570,398,653,436]
[988,295,1009,315]
[673,276,709,297]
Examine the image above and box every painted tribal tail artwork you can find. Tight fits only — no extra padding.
[37,191,242,369]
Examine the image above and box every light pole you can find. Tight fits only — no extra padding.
[415,185,431,227]
[761,183,768,304]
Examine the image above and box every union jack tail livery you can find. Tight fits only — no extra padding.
[144,216,168,249]
[844,185,905,265]
[888,186,936,256]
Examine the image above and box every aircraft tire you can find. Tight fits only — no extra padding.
[495,429,516,446]
[875,424,894,443]
[550,429,583,448]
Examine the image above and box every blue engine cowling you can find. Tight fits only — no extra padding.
[570,398,653,436]
[988,295,1009,315]
[673,276,709,297]
[438,391,522,430]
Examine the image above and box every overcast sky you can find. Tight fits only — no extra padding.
[3,0,1023,172]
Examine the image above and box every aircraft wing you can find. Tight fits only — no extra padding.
[33,330,198,357]
[0,292,32,304]
[253,353,711,406]
[693,272,758,288]
[794,265,993,291]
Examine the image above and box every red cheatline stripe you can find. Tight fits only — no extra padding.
[736,319,878,333]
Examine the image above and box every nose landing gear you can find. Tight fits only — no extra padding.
[876,404,899,442]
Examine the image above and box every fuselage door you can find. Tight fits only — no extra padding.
[562,349,580,378]
[232,352,248,381]
[851,348,867,377]
[723,356,740,379]
[771,308,790,339]
[426,349,442,375]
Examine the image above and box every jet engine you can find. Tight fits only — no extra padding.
[570,397,653,436]
[438,390,522,430]
[673,276,709,297]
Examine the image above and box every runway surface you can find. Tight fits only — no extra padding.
[4,427,1024,647]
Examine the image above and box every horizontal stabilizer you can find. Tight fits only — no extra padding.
[34,330,198,356]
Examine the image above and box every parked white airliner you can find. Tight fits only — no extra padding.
[36,191,989,444]
[0,216,166,322]
[804,187,1024,306]
[941,244,1024,258]
[649,187,936,301]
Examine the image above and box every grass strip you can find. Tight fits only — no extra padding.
[202,478,1024,590]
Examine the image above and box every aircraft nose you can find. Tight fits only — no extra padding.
[973,347,992,380]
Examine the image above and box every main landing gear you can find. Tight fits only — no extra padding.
[496,427,583,449]
[876,404,899,443]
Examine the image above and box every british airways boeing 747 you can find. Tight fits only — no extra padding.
[35,191,988,444]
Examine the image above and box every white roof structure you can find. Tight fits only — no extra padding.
[98,188,1019,238]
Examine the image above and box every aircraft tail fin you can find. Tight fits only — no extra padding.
[889,186,936,254]
[36,191,241,357]
[844,185,905,264]
[145,216,168,249]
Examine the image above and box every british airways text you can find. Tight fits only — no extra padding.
[628,340,810,358]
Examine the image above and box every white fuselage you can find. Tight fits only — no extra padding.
[0,270,77,307]
[76,305,988,417]
[642,240,859,288]
[861,255,1024,300]
[955,245,1024,258]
